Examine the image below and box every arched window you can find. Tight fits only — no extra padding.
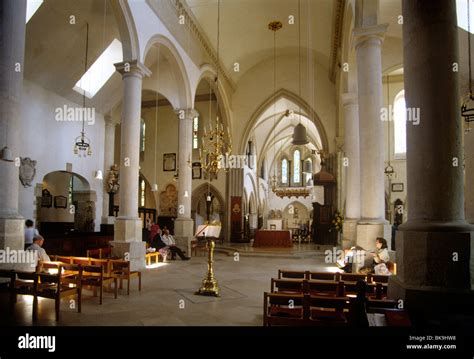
[394,90,407,157]
[192,116,199,149]
[140,119,146,152]
[139,178,146,207]
[293,150,301,184]
[281,159,288,184]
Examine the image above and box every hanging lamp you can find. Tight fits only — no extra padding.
[292,0,309,145]
[74,23,92,157]
[462,0,474,132]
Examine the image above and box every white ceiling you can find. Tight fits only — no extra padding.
[184,0,334,83]
[24,0,122,113]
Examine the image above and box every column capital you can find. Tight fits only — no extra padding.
[340,92,359,106]
[353,24,388,49]
[114,60,152,78]
[175,108,199,120]
[104,113,120,126]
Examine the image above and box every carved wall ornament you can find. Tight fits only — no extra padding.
[19,157,37,187]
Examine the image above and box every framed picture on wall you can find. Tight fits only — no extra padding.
[392,183,404,192]
[192,162,202,179]
[54,195,68,209]
[163,153,176,172]
[41,189,52,208]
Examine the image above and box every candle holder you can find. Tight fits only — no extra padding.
[195,223,221,297]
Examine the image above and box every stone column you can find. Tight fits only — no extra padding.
[173,109,198,254]
[101,114,118,227]
[0,0,27,261]
[353,23,391,250]
[341,93,360,248]
[111,60,151,270]
[388,0,474,319]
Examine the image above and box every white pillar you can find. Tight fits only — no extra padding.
[354,24,391,250]
[173,109,198,254]
[0,0,27,257]
[341,93,360,247]
[111,60,151,270]
[102,114,118,225]
[388,0,474,318]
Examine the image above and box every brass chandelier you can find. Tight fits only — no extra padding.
[198,0,231,177]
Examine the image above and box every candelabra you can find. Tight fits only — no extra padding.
[198,116,232,176]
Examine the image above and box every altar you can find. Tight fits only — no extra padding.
[253,229,292,248]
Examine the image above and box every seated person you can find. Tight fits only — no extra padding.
[148,221,161,244]
[359,237,389,274]
[162,229,190,261]
[26,235,51,263]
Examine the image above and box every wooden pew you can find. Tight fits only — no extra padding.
[277,269,307,279]
[307,295,351,326]
[263,292,306,326]
[308,272,339,281]
[271,278,306,294]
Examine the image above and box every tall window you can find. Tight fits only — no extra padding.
[140,119,146,152]
[139,178,146,207]
[293,150,301,184]
[281,159,288,184]
[304,158,312,185]
[192,116,199,149]
[394,90,407,156]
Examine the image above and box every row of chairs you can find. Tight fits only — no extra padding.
[278,269,390,284]
[263,292,403,327]
[0,261,117,322]
[50,255,141,295]
[271,278,389,300]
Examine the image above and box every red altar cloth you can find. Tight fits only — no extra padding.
[253,230,293,247]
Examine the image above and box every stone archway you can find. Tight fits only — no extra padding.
[191,183,226,242]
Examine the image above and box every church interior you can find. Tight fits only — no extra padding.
[1,0,474,345]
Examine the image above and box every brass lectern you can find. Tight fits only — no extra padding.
[195,223,222,297]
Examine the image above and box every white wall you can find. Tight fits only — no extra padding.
[19,80,105,231]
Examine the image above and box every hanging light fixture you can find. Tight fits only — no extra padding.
[384,74,395,179]
[74,22,92,157]
[462,0,474,132]
[268,20,282,191]
[292,0,309,145]
[151,46,160,192]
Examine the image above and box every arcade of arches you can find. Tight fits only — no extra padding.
[0,0,473,328]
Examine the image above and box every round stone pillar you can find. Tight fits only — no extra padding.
[0,0,27,256]
[388,0,474,320]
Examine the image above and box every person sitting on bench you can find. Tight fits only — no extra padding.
[162,229,190,261]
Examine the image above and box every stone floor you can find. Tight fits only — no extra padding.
[0,244,335,326]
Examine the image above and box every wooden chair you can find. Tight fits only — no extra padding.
[340,273,367,282]
[33,265,82,321]
[72,257,91,266]
[109,260,141,295]
[0,269,16,304]
[308,272,338,281]
[368,274,390,284]
[55,256,73,264]
[263,292,306,326]
[82,265,117,304]
[306,280,343,297]
[86,248,101,258]
[271,278,306,294]
[277,269,307,279]
[307,296,350,326]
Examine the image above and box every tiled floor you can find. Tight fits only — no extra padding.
[0,245,334,326]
